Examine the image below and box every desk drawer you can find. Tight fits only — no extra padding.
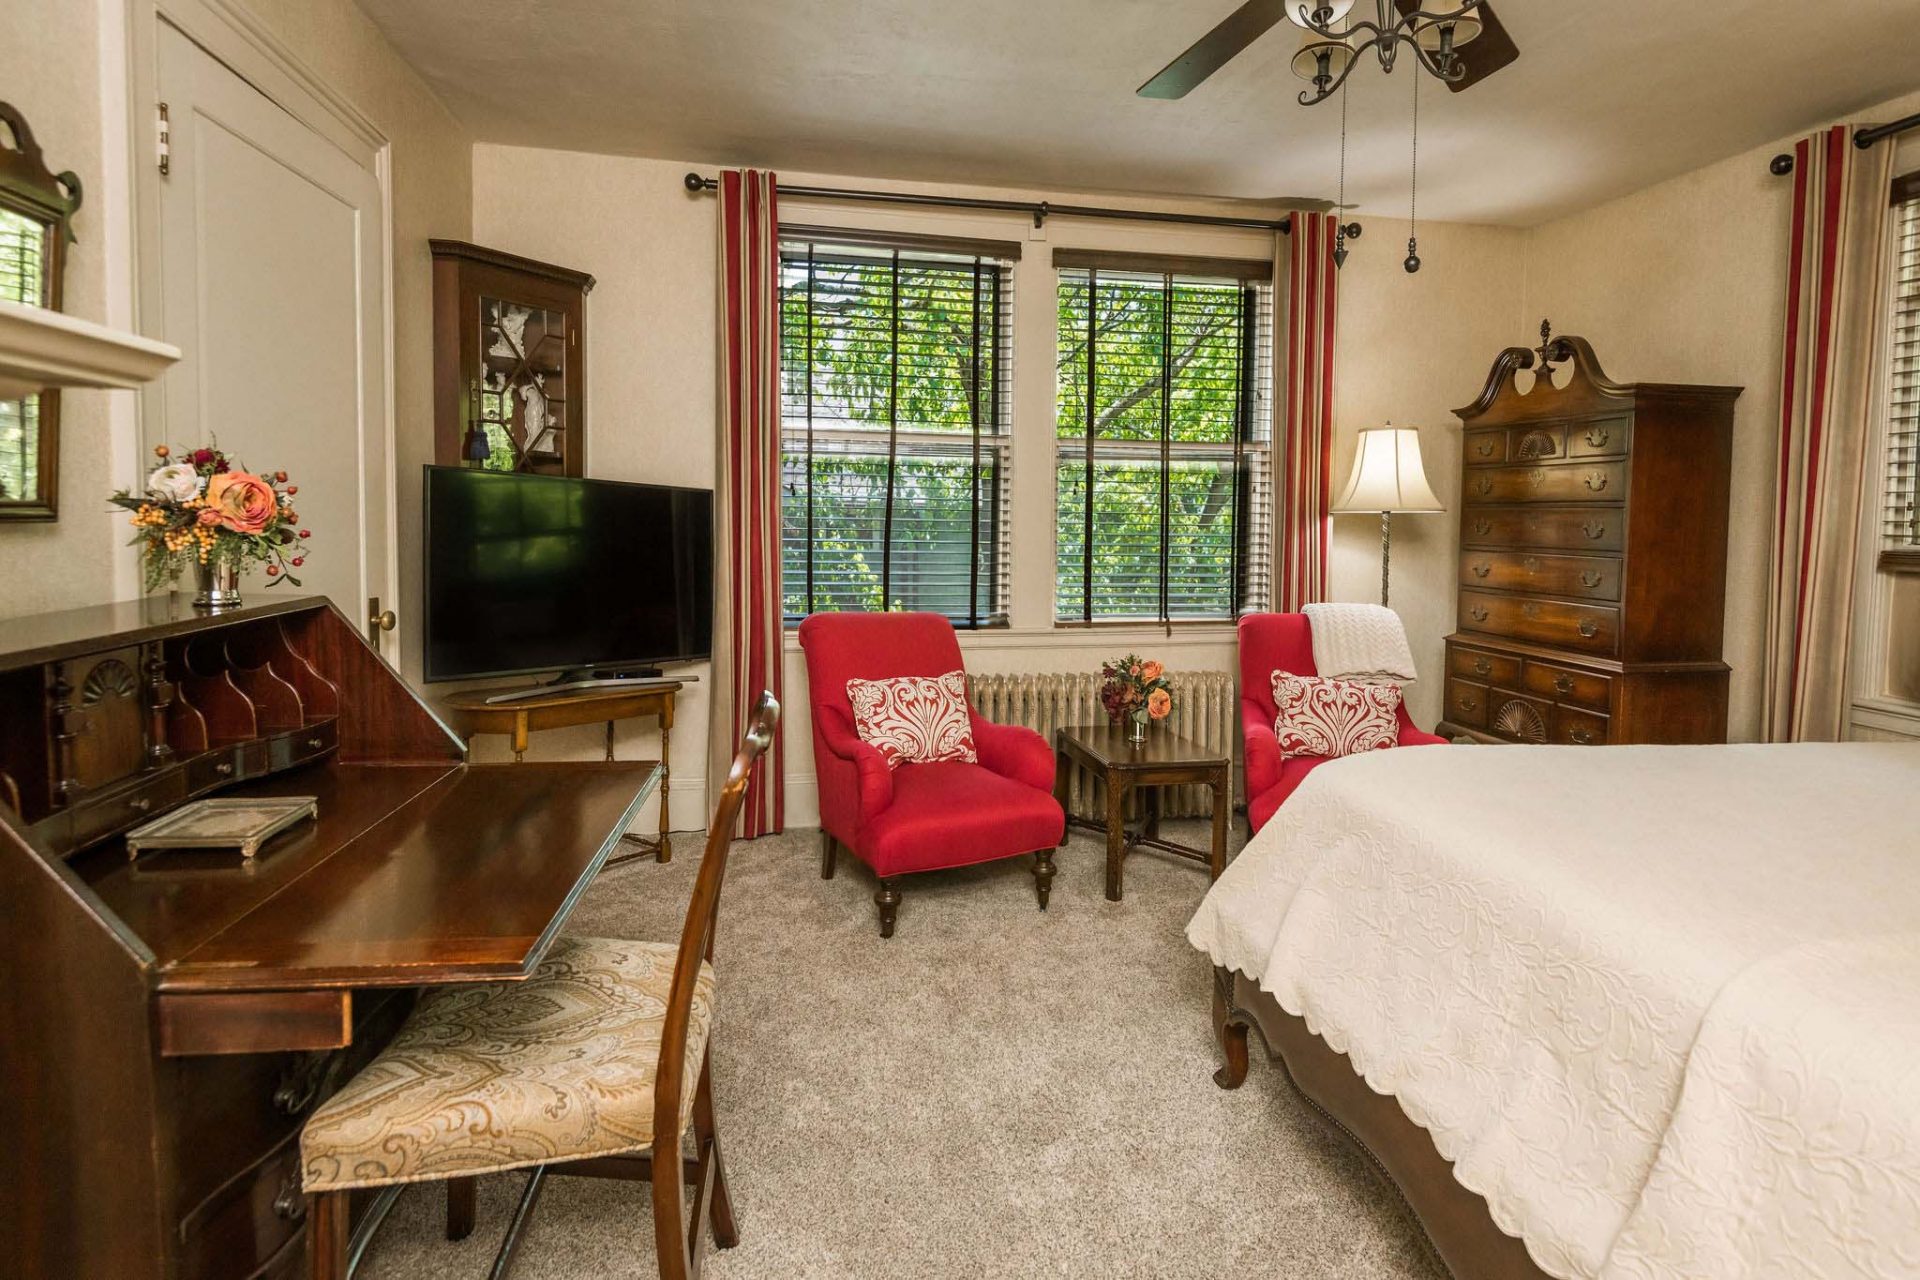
[1462,505,1625,552]
[1465,461,1625,505]
[1460,591,1620,656]
[1460,550,1621,601]
[178,1132,304,1280]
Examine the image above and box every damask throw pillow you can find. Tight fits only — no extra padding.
[846,671,979,770]
[1270,670,1402,760]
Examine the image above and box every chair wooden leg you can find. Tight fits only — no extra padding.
[1033,848,1055,910]
[693,1055,739,1249]
[819,831,838,880]
[306,1190,351,1280]
[447,1175,477,1241]
[874,879,900,938]
[1212,967,1250,1090]
[652,1133,693,1280]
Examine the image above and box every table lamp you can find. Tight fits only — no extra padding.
[1330,424,1445,606]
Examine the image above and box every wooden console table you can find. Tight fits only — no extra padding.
[440,683,681,864]
[1055,724,1231,902]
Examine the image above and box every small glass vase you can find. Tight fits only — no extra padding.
[1126,710,1149,744]
[192,558,242,610]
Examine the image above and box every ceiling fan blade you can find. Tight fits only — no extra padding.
[1394,0,1519,91]
[1137,0,1291,100]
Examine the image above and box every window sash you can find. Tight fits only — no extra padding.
[1882,191,1920,555]
[1054,266,1272,623]
[780,240,1012,624]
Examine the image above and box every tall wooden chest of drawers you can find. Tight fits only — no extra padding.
[1437,329,1741,746]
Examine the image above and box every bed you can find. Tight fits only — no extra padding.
[1188,741,1920,1280]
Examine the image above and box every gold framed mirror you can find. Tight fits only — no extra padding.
[0,101,82,521]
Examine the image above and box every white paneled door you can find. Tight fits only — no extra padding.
[153,20,393,653]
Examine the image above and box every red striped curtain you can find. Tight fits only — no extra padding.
[1278,212,1339,610]
[709,169,784,835]
[1764,127,1892,742]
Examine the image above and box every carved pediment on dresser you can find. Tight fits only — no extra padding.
[1440,322,1743,748]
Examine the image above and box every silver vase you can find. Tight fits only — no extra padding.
[193,559,243,610]
[1127,712,1148,744]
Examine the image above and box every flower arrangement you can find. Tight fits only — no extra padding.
[1099,653,1174,741]
[110,443,310,596]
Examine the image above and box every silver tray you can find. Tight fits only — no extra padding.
[124,796,319,860]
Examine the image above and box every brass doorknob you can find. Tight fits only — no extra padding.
[370,608,397,632]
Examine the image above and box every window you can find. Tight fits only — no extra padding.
[1054,255,1272,623]
[1881,181,1920,567]
[780,233,1014,625]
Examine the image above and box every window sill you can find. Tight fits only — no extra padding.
[1878,548,1920,574]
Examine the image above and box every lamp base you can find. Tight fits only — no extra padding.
[1379,510,1392,607]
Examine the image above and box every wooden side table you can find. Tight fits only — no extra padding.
[440,683,681,865]
[1054,724,1231,902]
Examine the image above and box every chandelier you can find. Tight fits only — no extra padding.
[1287,1,1485,106]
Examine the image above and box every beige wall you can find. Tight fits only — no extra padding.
[471,144,1524,824]
[0,0,470,665]
[0,0,126,616]
[1520,86,1920,742]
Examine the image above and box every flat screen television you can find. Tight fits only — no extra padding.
[423,466,714,683]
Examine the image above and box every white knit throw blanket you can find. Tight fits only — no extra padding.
[1302,603,1418,684]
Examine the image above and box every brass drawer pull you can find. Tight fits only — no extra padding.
[1469,606,1489,623]
[1475,439,1495,457]
[273,1174,305,1222]
[1457,695,1479,712]
[1579,570,1604,589]
[1473,518,1492,536]
[1568,728,1597,745]
[1472,657,1492,676]
[1475,477,1493,496]
[1582,521,1607,540]
[1584,472,1609,492]
[1578,620,1600,638]
[1584,427,1610,448]
[307,736,325,750]
[215,761,235,777]
[129,797,153,814]
[1553,675,1575,694]
[1521,602,1541,620]
[1472,561,1491,578]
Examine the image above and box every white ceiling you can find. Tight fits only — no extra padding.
[355,0,1920,226]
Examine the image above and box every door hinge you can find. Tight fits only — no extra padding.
[156,102,171,176]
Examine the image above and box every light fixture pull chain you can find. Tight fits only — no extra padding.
[1333,78,1350,267]
[1404,63,1422,273]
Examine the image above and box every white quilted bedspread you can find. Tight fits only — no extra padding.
[1187,742,1920,1280]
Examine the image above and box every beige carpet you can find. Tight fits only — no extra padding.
[359,823,1446,1280]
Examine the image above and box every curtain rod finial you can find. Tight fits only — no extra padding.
[1769,153,1795,176]
[684,172,711,193]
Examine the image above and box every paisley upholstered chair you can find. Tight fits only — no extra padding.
[300,692,780,1280]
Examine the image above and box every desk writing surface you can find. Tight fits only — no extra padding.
[81,760,660,992]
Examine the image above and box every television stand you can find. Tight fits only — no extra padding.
[439,681,686,864]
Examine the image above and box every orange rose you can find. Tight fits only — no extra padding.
[1140,660,1164,682]
[1147,688,1172,720]
[205,470,277,535]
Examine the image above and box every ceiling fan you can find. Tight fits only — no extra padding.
[1138,0,1519,103]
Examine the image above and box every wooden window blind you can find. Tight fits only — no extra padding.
[1883,186,1920,568]
[1054,263,1273,623]
[779,239,1013,624]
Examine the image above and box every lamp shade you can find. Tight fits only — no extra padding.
[1330,425,1445,514]
[1282,0,1356,29]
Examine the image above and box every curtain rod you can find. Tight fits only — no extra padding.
[1768,111,1920,175]
[682,172,1309,234]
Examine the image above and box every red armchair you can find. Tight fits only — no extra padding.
[797,612,1066,937]
[1239,612,1447,836]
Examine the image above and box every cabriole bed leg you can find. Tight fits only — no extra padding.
[1212,966,1250,1090]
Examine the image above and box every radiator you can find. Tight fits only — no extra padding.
[968,670,1238,820]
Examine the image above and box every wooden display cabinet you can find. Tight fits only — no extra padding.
[430,239,595,477]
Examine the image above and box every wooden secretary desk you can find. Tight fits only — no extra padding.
[0,595,660,1279]
[1439,327,1741,746]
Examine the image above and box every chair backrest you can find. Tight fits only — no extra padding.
[795,612,967,720]
[1239,612,1318,723]
[652,690,778,1146]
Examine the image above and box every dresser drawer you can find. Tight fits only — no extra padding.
[178,1131,304,1280]
[1554,706,1611,746]
[1448,644,1521,687]
[1464,461,1625,505]
[1459,550,1621,601]
[70,770,187,849]
[1462,505,1624,552]
[1484,689,1553,744]
[1445,678,1489,729]
[1567,416,1630,458]
[1523,661,1613,713]
[1464,429,1507,465]
[1459,591,1620,656]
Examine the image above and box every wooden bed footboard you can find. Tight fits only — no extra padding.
[1212,967,1551,1280]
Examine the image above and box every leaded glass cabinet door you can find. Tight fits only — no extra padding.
[430,241,594,478]
[0,101,81,521]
